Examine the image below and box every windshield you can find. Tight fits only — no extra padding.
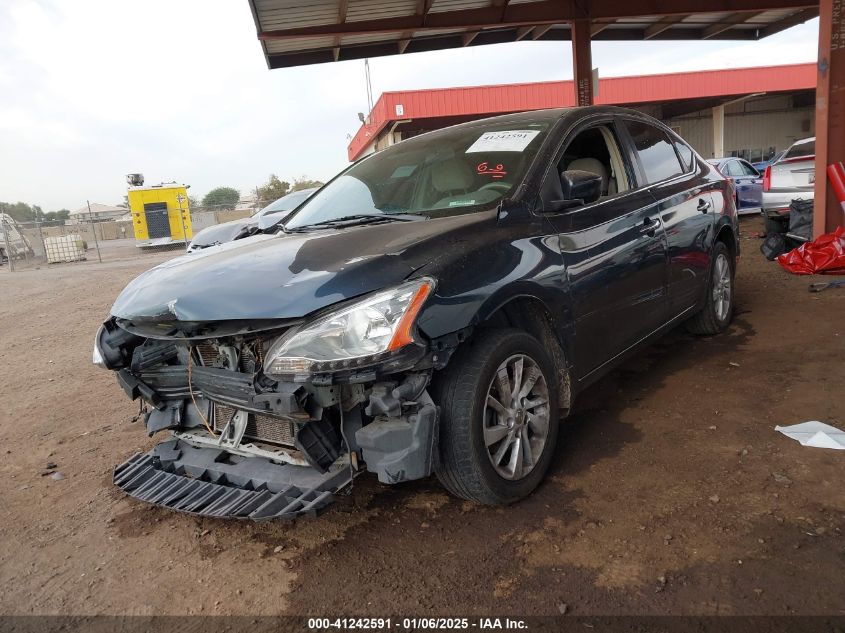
[285,118,552,229]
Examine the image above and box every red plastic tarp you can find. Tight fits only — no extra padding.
[777,227,845,275]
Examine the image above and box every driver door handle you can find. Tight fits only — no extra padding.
[641,216,657,236]
[698,198,712,214]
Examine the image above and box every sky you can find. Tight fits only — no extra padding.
[0,1,819,212]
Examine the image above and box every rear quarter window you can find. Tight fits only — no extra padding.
[673,140,694,172]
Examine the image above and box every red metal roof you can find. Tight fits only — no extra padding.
[348,62,815,160]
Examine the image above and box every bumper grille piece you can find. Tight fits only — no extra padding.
[113,439,354,521]
[213,404,296,447]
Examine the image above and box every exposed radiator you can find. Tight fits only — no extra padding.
[213,403,297,448]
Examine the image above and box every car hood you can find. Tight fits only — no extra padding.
[110,213,493,323]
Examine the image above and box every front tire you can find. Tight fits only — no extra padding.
[686,241,734,335]
[432,329,560,505]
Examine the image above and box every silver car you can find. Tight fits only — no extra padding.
[187,187,318,252]
[762,137,815,223]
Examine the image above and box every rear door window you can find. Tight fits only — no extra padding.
[624,120,684,184]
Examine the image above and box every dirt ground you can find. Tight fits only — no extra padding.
[0,216,843,617]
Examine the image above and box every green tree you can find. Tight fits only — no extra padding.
[202,187,240,209]
[0,202,38,222]
[44,209,70,222]
[255,174,290,205]
[291,176,324,192]
[188,196,200,211]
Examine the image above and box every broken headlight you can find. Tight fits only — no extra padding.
[264,278,433,375]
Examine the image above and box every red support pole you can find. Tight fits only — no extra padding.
[813,0,845,236]
[571,18,594,106]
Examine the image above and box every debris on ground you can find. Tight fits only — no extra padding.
[778,227,845,275]
[775,421,845,450]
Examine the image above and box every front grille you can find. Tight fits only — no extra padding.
[213,403,296,447]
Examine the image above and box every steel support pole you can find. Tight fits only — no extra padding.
[2,216,15,272]
[712,105,725,159]
[571,18,594,107]
[813,0,845,236]
[87,200,102,263]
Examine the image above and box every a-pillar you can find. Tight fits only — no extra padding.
[813,0,844,236]
[571,19,593,106]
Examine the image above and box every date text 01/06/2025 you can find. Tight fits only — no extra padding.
[307,617,529,630]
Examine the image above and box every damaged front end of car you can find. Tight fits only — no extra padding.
[96,277,443,521]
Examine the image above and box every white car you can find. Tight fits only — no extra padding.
[762,137,814,230]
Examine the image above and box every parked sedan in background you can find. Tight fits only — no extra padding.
[752,150,785,174]
[762,137,815,228]
[707,157,763,215]
[187,187,318,252]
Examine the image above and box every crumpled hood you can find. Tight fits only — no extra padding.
[110,214,490,322]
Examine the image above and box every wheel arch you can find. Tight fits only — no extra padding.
[475,294,573,413]
[715,220,738,262]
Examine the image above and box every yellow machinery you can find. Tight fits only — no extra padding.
[126,174,193,247]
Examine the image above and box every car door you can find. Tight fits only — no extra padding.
[539,117,669,380]
[736,159,763,209]
[620,118,717,319]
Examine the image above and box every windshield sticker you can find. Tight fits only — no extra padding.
[390,165,417,178]
[448,200,476,207]
[476,162,507,179]
[466,130,540,153]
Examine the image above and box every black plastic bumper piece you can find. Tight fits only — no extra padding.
[113,438,353,521]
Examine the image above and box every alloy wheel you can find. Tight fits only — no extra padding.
[713,252,732,321]
[483,354,551,481]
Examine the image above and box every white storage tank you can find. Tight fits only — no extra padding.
[44,235,86,263]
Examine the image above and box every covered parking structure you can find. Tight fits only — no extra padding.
[345,62,817,162]
[246,0,842,237]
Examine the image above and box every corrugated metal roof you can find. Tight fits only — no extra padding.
[347,62,816,159]
[247,0,819,68]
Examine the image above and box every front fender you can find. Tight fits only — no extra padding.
[415,232,573,357]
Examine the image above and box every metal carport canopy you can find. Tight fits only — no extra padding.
[248,0,818,68]
[245,0,842,238]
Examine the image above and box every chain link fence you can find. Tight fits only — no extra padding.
[1,205,258,273]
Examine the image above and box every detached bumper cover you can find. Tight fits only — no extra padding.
[113,438,352,521]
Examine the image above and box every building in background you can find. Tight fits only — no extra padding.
[68,203,127,224]
[348,63,815,164]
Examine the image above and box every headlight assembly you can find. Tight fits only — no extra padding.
[92,326,107,368]
[264,278,434,375]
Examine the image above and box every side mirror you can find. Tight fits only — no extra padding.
[561,170,602,203]
[546,170,603,213]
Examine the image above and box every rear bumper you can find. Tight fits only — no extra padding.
[762,190,814,214]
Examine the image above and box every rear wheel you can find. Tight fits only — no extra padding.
[686,241,734,335]
[432,329,560,505]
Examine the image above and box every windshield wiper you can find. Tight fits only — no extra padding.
[285,214,418,232]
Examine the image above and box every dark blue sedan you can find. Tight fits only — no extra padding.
[707,157,763,215]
